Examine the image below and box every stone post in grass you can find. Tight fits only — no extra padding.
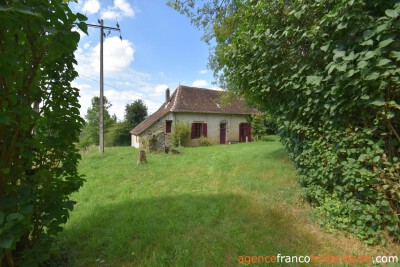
[137,150,147,164]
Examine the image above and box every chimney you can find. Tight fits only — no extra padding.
[165,88,170,103]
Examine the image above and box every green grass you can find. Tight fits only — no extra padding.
[54,139,392,266]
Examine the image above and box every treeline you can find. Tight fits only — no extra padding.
[79,97,147,149]
[170,0,400,244]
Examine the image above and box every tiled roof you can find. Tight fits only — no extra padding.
[130,85,258,135]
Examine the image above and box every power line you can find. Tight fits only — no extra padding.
[78,74,164,104]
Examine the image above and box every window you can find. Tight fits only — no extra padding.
[165,120,172,133]
[191,123,207,139]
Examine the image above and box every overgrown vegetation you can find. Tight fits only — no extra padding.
[169,0,400,244]
[0,0,86,265]
[171,121,190,147]
[251,113,277,140]
[198,136,211,146]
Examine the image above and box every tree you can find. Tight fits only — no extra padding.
[0,0,87,265]
[82,96,114,146]
[169,0,400,243]
[105,121,131,147]
[125,99,148,130]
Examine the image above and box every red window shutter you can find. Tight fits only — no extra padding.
[247,123,251,142]
[239,123,243,142]
[191,123,195,139]
[202,123,207,137]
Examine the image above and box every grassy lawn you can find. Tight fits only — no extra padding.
[54,138,397,266]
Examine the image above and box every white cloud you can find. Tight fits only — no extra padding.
[199,69,208,74]
[105,89,143,120]
[71,81,95,118]
[75,36,134,77]
[139,84,169,97]
[101,0,135,20]
[82,0,101,15]
[191,80,208,87]
[115,0,134,16]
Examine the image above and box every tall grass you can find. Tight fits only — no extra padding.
[53,139,396,266]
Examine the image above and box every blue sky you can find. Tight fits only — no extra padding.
[70,0,215,120]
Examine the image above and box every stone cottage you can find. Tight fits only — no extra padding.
[130,85,258,147]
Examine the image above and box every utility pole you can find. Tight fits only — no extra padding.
[86,19,120,155]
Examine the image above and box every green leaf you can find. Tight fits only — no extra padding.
[357,61,368,69]
[385,9,399,18]
[379,38,394,48]
[363,29,376,40]
[376,23,388,33]
[337,22,347,30]
[306,76,323,85]
[364,51,375,60]
[361,95,370,100]
[381,200,389,206]
[0,5,13,11]
[388,101,400,110]
[376,58,391,66]
[361,39,373,46]
[333,50,345,61]
[365,72,379,80]
[320,43,329,52]
[386,112,395,119]
[373,156,380,162]
[0,212,4,225]
[389,51,400,60]
[371,98,385,106]
[15,7,42,17]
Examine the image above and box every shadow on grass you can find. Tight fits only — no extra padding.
[56,193,329,267]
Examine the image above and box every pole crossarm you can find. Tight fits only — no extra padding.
[86,23,120,31]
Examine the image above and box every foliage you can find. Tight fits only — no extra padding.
[0,0,86,265]
[105,122,131,147]
[198,136,212,146]
[170,0,400,243]
[251,113,277,140]
[81,96,114,146]
[171,122,190,147]
[125,99,148,130]
[148,134,158,152]
[140,136,149,149]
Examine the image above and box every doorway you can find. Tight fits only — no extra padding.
[220,123,226,144]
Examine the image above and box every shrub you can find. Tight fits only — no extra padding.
[171,122,190,147]
[199,136,212,146]
[105,122,131,147]
[0,1,86,265]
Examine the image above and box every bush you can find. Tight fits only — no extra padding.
[0,1,86,265]
[171,122,190,147]
[199,136,212,146]
[105,122,131,147]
